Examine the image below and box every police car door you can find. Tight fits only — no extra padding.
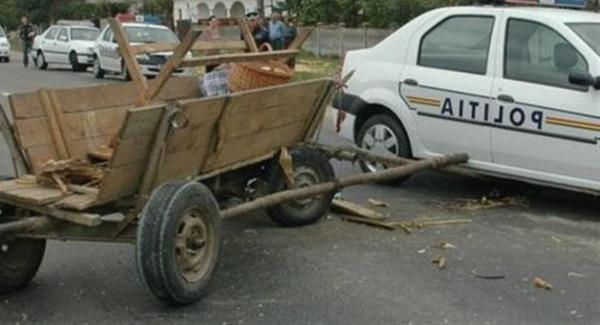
[400,12,498,165]
[490,15,600,191]
[97,26,119,72]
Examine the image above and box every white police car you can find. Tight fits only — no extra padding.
[335,6,600,195]
[93,23,187,80]
[32,24,99,71]
[0,26,10,62]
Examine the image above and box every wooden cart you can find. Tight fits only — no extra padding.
[0,20,468,305]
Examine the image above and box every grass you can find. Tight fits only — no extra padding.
[291,52,341,82]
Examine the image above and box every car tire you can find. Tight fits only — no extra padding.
[136,181,221,306]
[266,147,335,227]
[92,56,104,79]
[122,64,132,81]
[35,51,47,70]
[356,114,412,185]
[0,202,46,294]
[69,52,86,72]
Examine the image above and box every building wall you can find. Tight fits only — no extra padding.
[173,0,272,23]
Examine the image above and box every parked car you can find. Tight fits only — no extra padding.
[0,26,10,62]
[93,23,188,80]
[32,24,99,71]
[335,6,600,195]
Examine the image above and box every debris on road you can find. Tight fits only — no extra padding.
[432,256,447,269]
[332,199,387,220]
[368,198,389,208]
[568,272,587,279]
[472,269,506,280]
[533,277,553,290]
[433,241,456,250]
[447,196,528,212]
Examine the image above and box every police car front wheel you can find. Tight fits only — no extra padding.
[357,114,411,185]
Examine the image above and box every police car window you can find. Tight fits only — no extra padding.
[419,16,494,75]
[102,28,113,42]
[505,19,588,91]
[57,28,68,42]
[45,28,58,40]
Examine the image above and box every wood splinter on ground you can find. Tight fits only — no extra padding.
[533,277,553,290]
[335,200,473,234]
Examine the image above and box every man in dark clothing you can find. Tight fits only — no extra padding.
[244,12,269,49]
[18,16,35,67]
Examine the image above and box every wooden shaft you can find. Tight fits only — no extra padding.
[108,18,148,106]
[144,28,203,103]
[0,217,51,237]
[310,143,481,179]
[220,153,468,219]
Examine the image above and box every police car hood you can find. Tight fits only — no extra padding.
[0,36,8,44]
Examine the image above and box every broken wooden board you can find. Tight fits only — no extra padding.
[332,199,387,220]
[55,194,99,211]
[179,50,300,68]
[0,179,64,206]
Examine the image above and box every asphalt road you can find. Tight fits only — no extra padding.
[0,52,598,324]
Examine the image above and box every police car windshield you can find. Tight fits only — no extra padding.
[71,28,99,41]
[124,27,178,44]
[569,23,600,56]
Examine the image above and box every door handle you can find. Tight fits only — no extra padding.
[403,78,419,86]
[497,94,515,103]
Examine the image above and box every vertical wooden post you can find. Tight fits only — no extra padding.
[38,89,70,160]
[109,18,148,107]
[236,17,259,52]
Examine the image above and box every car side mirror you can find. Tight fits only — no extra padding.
[569,72,600,90]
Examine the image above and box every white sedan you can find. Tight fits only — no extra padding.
[33,25,100,71]
[335,6,600,195]
[93,23,188,80]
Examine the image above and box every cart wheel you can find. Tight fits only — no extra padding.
[136,181,221,306]
[267,147,335,227]
[0,204,46,294]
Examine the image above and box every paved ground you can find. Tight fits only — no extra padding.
[0,52,598,324]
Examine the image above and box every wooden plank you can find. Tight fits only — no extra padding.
[0,103,29,175]
[211,120,307,170]
[130,42,176,55]
[9,77,198,119]
[96,163,146,203]
[237,17,259,53]
[303,81,334,140]
[191,40,247,52]
[331,199,387,220]
[56,194,98,211]
[109,18,148,106]
[288,27,316,51]
[13,117,53,148]
[62,106,129,141]
[38,89,70,159]
[0,180,64,205]
[116,105,165,140]
[179,50,300,68]
[8,92,44,120]
[144,28,203,103]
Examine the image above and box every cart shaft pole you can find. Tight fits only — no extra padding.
[220,153,468,219]
[0,217,51,237]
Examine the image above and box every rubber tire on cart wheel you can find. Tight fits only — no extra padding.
[36,51,48,70]
[69,52,86,72]
[267,147,335,227]
[0,204,46,294]
[92,56,104,79]
[357,114,412,186]
[136,181,221,306]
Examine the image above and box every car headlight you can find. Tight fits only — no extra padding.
[136,53,151,61]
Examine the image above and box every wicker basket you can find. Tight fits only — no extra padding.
[228,60,294,92]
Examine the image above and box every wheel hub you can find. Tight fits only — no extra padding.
[175,210,214,283]
[361,124,400,172]
[289,166,321,207]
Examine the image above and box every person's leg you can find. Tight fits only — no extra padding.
[22,43,30,67]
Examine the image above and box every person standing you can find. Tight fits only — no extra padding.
[200,15,221,73]
[283,17,298,49]
[245,12,269,48]
[268,13,285,51]
[18,16,35,67]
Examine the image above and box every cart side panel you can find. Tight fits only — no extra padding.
[153,79,330,184]
[96,105,166,203]
[8,77,198,175]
